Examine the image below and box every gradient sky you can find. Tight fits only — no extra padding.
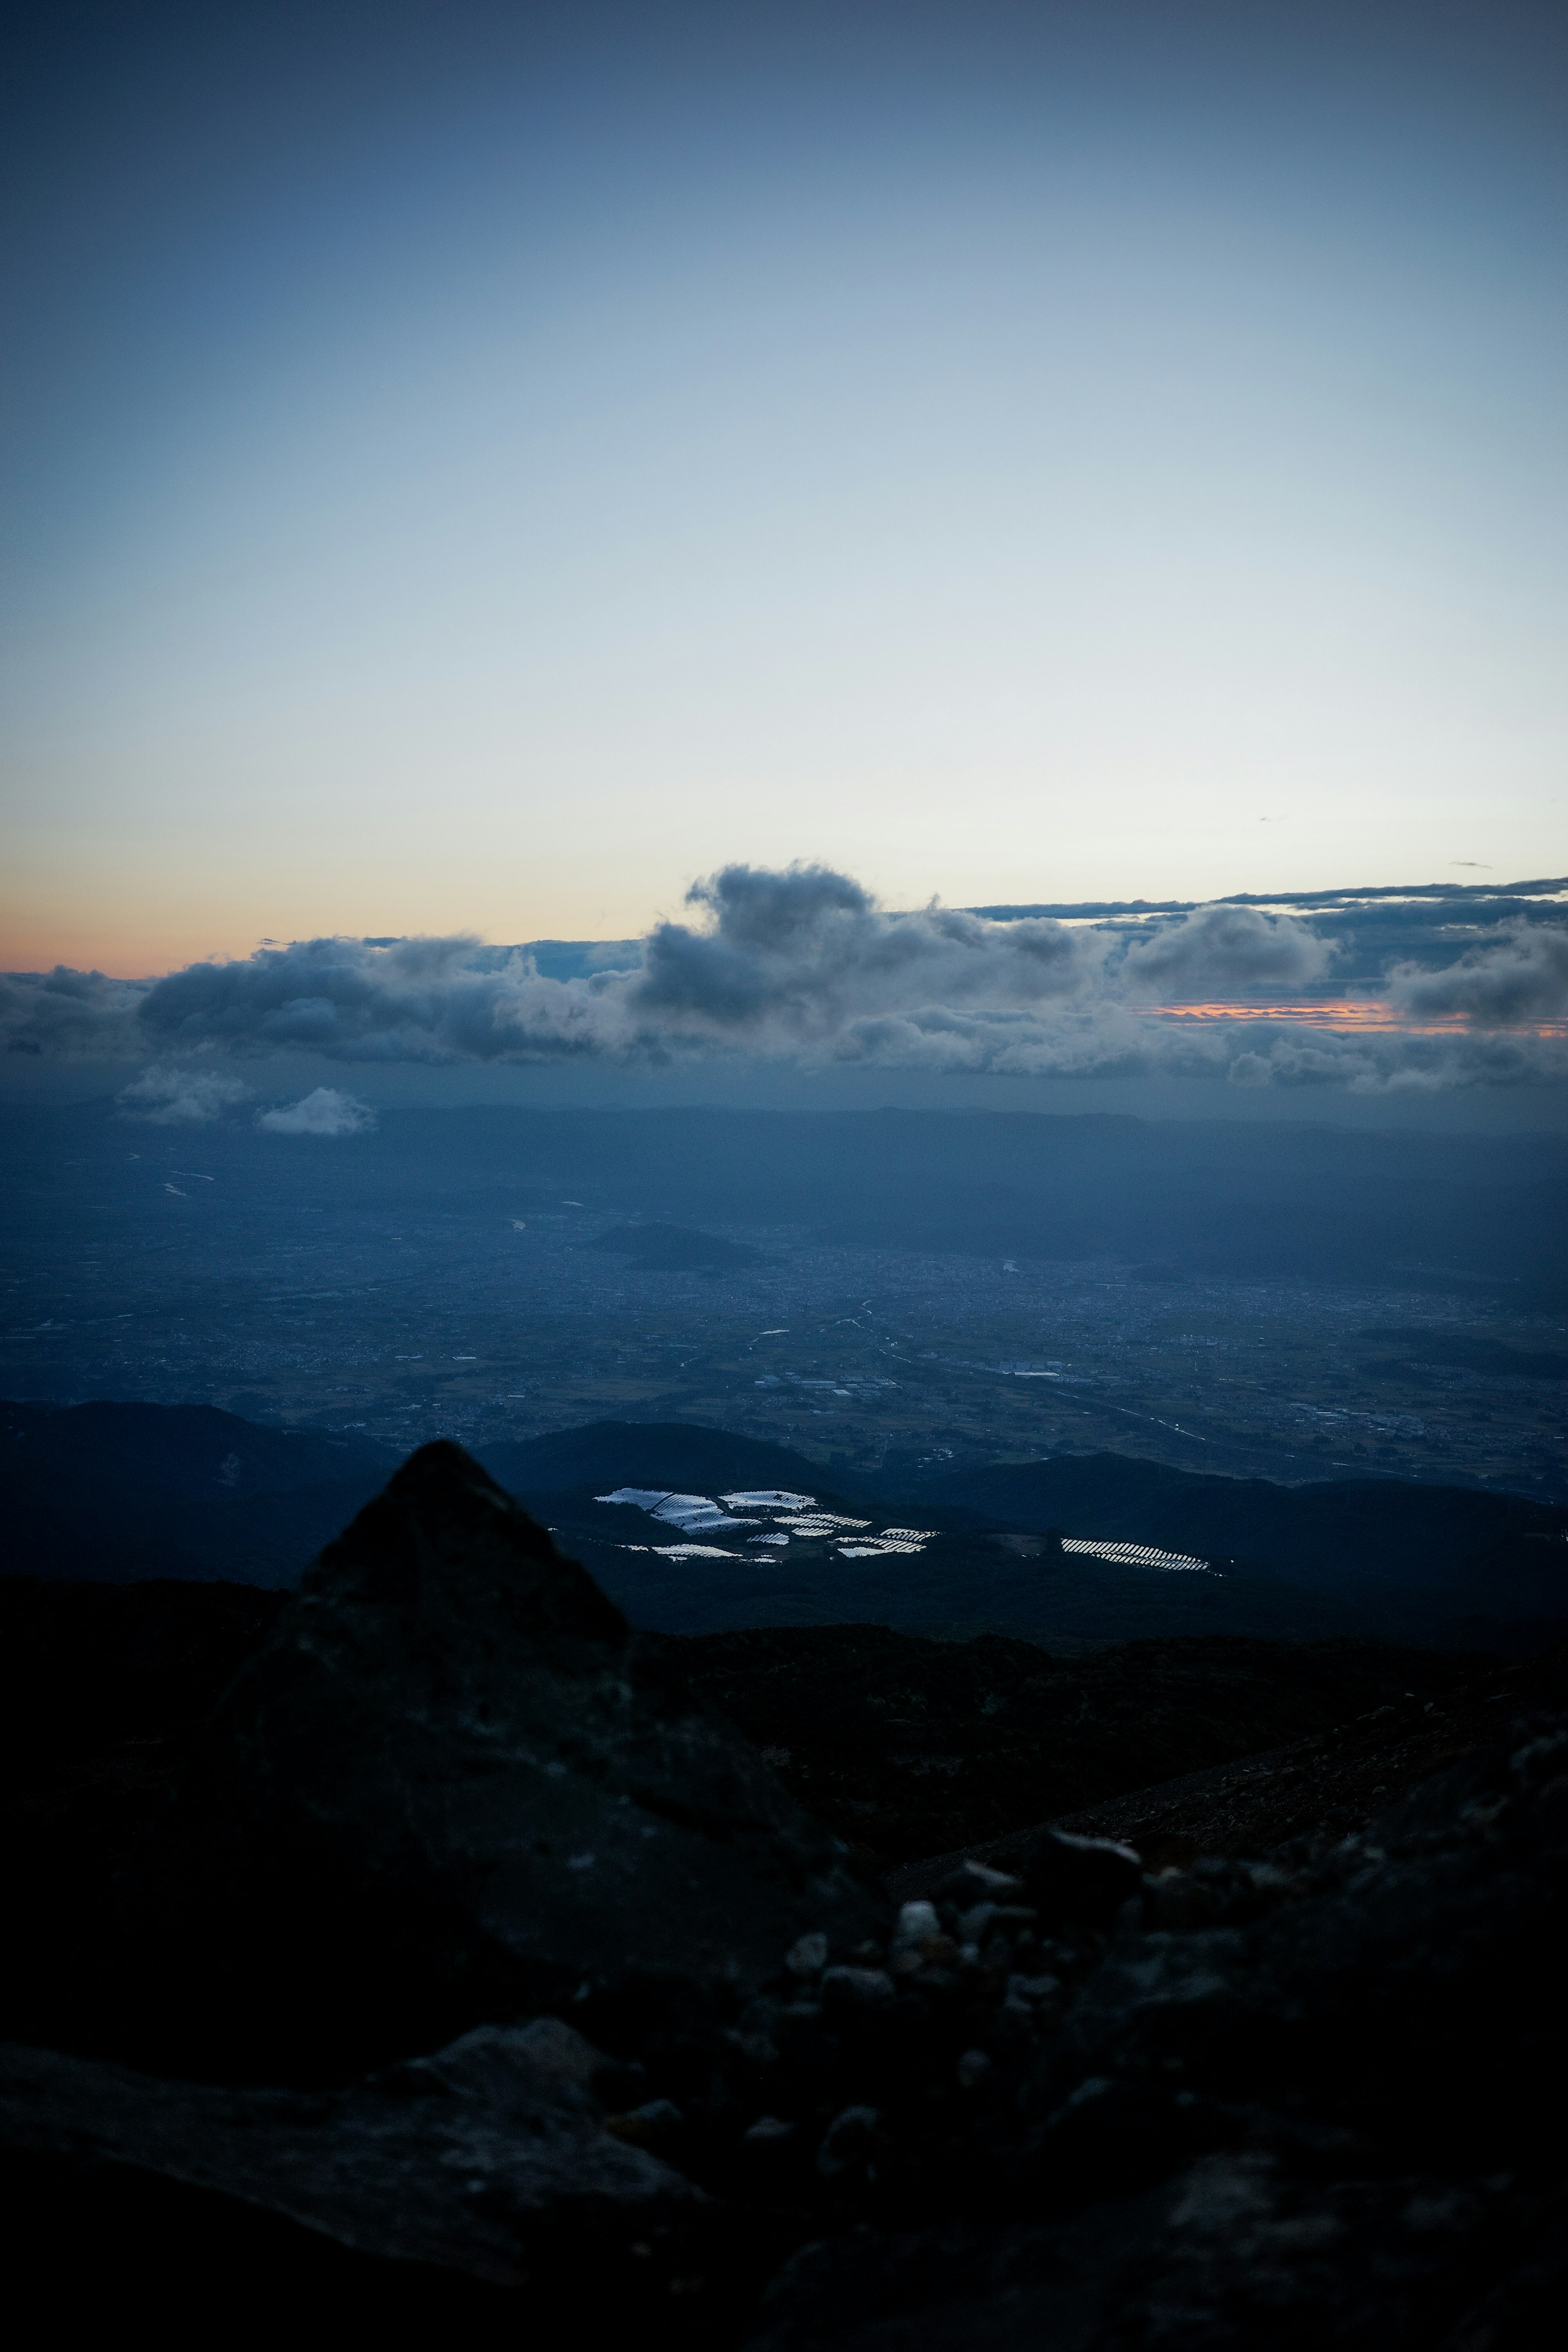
[3,1,1565,975]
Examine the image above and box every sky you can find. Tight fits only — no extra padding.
[1,2,1565,1121]
[0,4,1561,1129]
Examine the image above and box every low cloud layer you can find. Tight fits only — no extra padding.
[117,1068,254,1125]
[6,864,1566,1097]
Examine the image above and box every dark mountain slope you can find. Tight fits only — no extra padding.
[926,1449,1568,1615]
[477,1419,876,1505]
[1039,1650,1568,1868]
[0,1399,394,1497]
[5,1405,1561,1651]
[0,1571,1488,1906]
[0,1578,286,1775]
[562,1518,1360,1648]
[0,1401,397,1587]
[644,1625,1489,1864]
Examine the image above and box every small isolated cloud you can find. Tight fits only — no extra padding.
[256,1087,376,1136]
[117,1067,252,1125]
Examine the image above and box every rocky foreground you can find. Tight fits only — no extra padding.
[3,1443,1564,2343]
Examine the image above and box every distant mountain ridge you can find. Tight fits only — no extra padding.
[477,1420,858,1503]
[0,1401,397,1588]
[921,1450,1568,1618]
[0,1401,395,1497]
[1,1403,1562,1651]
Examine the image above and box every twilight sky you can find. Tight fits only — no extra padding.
[2,0,1565,978]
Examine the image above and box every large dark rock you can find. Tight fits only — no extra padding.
[0,2018,706,2286]
[113,1442,879,2075]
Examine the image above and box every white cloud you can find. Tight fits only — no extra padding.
[256,1087,377,1136]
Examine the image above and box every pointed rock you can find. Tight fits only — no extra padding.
[117,1443,880,2074]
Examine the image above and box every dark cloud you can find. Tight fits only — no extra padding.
[634,864,1098,1040]
[136,934,633,1063]
[1388,920,1568,1026]
[1,966,144,1058]
[4,866,1566,1095]
[981,879,1568,988]
[1118,904,1332,996]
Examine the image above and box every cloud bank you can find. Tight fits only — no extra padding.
[6,864,1567,1097]
[1388,920,1568,1025]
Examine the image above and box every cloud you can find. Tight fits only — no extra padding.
[633,864,1103,1041]
[2,966,146,1058]
[116,1067,253,1125]
[1117,903,1333,996]
[1388,920,1568,1025]
[134,933,636,1063]
[4,866,1567,1096]
[256,1087,377,1136]
[1221,1025,1568,1093]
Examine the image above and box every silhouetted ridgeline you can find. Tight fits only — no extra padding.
[920,1450,1568,1632]
[4,1404,1564,1650]
[0,1400,395,1585]
[2,1443,1565,2342]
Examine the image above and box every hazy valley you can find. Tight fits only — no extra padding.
[6,1102,1565,1503]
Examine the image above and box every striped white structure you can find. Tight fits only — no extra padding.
[650,1544,744,1560]
[779,1513,873,1533]
[1061,1537,1219,1577]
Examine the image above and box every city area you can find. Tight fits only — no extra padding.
[4,1101,1564,1502]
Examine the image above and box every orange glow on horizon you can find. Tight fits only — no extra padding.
[1136,1001,1568,1038]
